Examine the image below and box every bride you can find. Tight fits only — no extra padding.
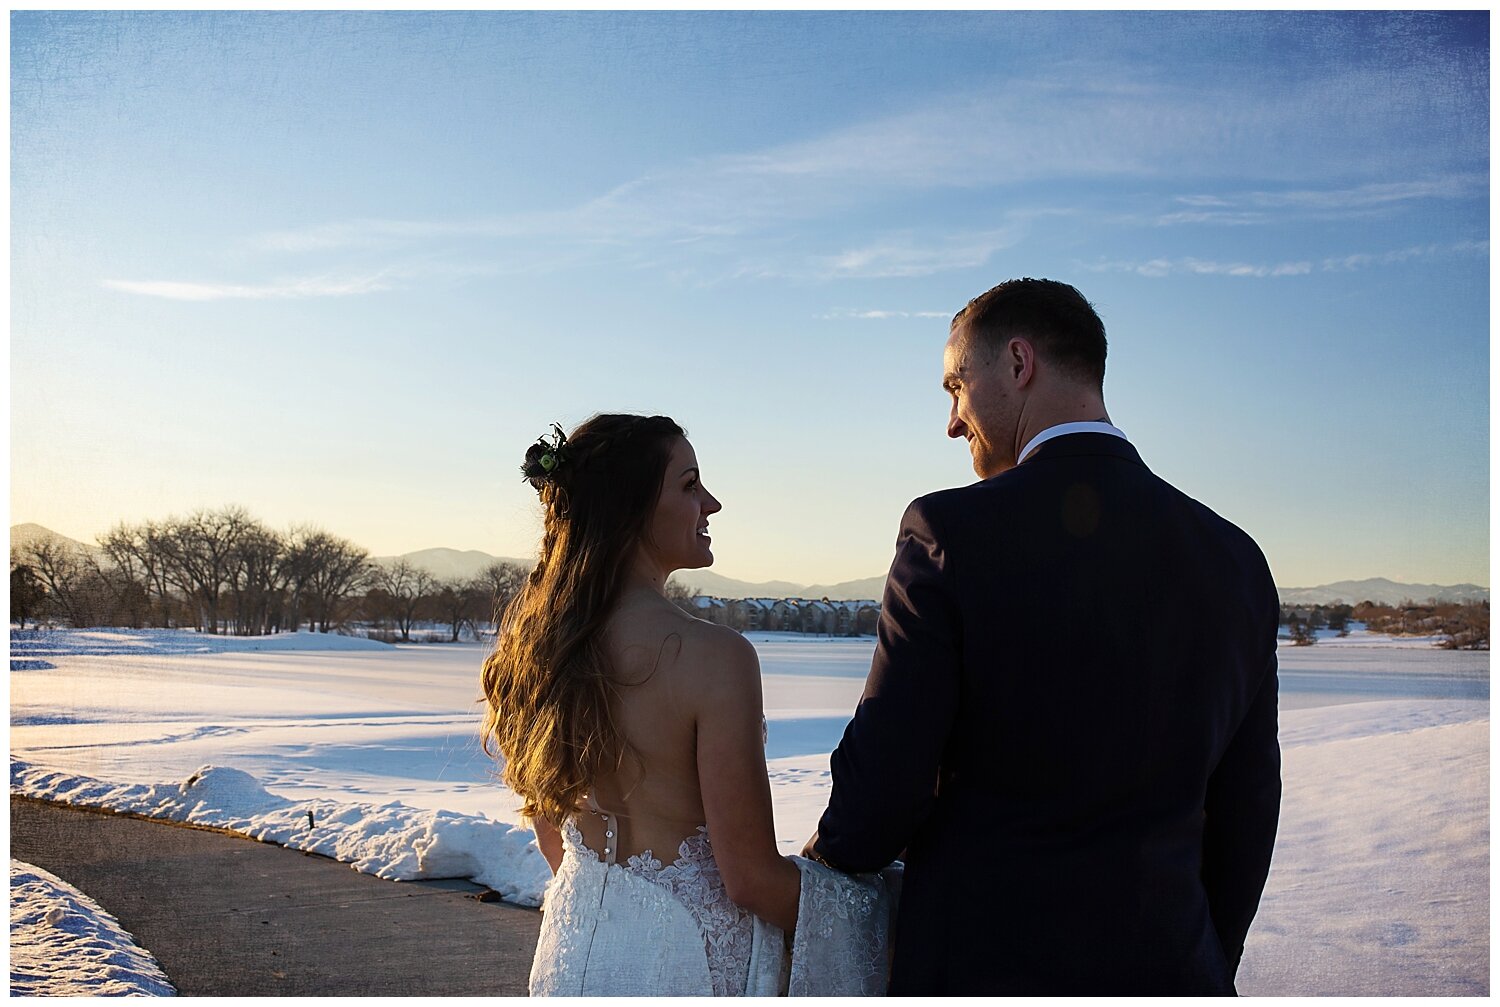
[481,414,808,996]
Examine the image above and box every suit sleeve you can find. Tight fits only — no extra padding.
[1201,595,1282,974]
[813,497,962,873]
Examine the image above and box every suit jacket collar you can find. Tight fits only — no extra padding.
[1020,431,1147,469]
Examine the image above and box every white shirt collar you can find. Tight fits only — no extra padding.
[1018,421,1128,464]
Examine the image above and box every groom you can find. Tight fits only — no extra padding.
[804,278,1281,994]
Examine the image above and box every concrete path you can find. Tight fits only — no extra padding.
[10,796,540,996]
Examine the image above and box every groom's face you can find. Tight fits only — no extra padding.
[943,325,1017,479]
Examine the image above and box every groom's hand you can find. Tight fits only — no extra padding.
[800,830,829,864]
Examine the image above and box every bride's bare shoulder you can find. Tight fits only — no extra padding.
[678,617,757,662]
[673,619,761,700]
[608,593,757,684]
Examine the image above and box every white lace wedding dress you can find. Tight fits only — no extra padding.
[528,813,899,996]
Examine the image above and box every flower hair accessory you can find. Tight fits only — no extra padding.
[522,423,570,489]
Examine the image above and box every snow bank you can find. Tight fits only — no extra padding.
[9,762,551,908]
[10,859,176,996]
[11,627,393,667]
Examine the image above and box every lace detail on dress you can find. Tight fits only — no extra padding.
[787,859,902,996]
[534,823,714,995]
[563,820,754,997]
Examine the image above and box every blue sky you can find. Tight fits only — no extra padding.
[10,11,1490,589]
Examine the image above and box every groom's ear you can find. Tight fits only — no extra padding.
[1008,336,1037,388]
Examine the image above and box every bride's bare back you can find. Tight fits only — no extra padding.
[573,588,744,863]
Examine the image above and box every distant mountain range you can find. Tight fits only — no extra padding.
[371,547,534,583]
[370,548,887,600]
[670,569,888,602]
[1274,578,1490,607]
[10,524,1488,605]
[11,523,94,556]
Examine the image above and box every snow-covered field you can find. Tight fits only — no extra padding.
[9,626,1489,995]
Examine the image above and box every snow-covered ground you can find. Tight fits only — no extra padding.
[10,859,176,996]
[9,626,1489,995]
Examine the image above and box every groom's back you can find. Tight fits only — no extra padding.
[877,434,1281,993]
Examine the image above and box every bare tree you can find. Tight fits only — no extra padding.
[476,560,529,632]
[289,529,372,633]
[433,577,486,642]
[156,507,258,634]
[21,534,101,627]
[225,521,287,635]
[91,523,167,629]
[279,524,322,632]
[665,576,700,614]
[11,550,46,629]
[98,523,158,626]
[370,558,437,642]
[132,521,180,627]
[84,551,151,628]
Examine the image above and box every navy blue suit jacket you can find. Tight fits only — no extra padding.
[814,433,1281,994]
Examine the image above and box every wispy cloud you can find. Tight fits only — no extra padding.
[1081,257,1312,279]
[1156,175,1485,226]
[1086,256,1312,279]
[252,219,529,254]
[1155,210,1269,227]
[817,309,951,320]
[810,228,1021,280]
[102,272,394,301]
[1173,195,1234,208]
[250,57,1482,260]
[1081,240,1486,279]
[1248,177,1484,209]
[149,57,1484,293]
[1320,239,1489,272]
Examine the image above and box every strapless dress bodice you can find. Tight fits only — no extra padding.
[529,818,754,996]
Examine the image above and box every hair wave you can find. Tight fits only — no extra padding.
[480,413,684,824]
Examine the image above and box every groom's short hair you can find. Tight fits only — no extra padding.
[952,278,1107,387]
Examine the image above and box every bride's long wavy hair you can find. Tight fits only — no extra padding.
[480,413,685,825]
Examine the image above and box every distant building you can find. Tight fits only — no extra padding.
[800,599,837,634]
[831,599,881,635]
[729,598,778,631]
[700,594,881,636]
[690,595,729,626]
